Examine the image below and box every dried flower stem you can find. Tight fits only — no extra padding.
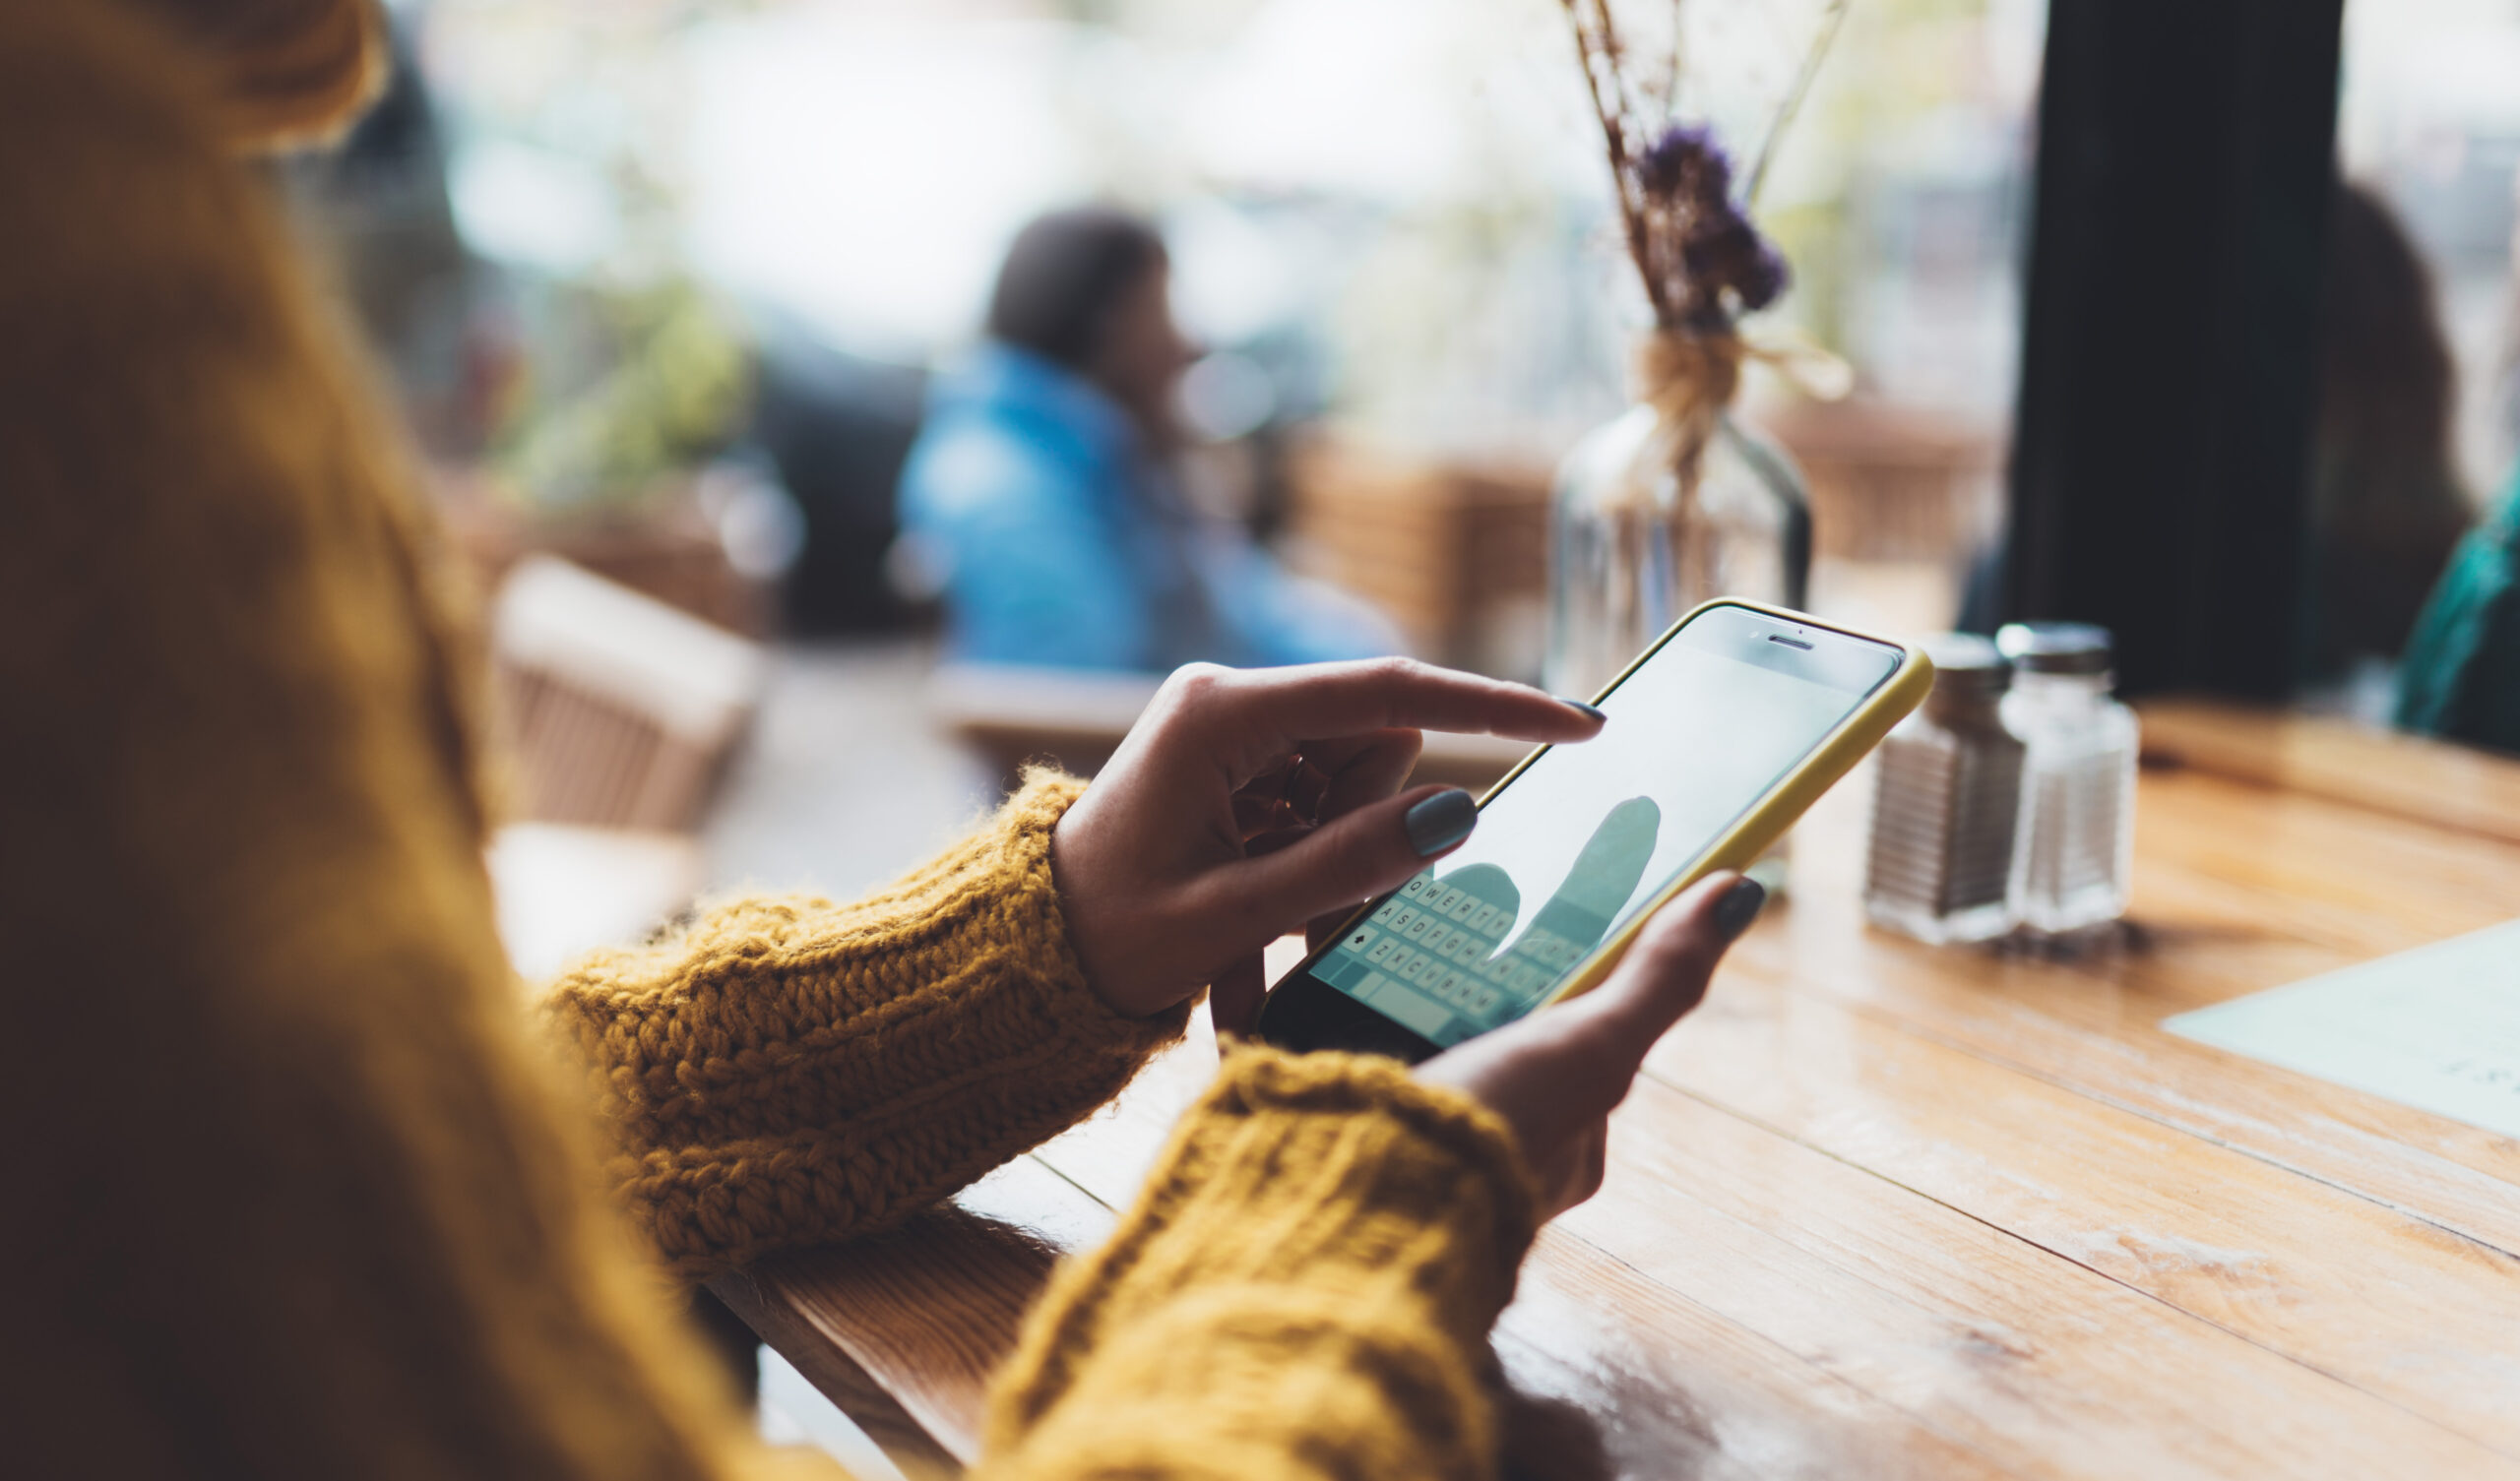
[1562,0,1834,333]
[1744,0,1850,208]
[1666,0,1687,109]
[1563,0,1668,321]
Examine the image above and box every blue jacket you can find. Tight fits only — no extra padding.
[897,344,1398,671]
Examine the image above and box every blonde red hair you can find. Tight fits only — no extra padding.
[118,0,386,149]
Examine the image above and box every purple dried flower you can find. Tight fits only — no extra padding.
[1562,0,1840,333]
[1745,239,1789,311]
[1637,123,1731,208]
[1682,214,1791,317]
[1636,122,1791,326]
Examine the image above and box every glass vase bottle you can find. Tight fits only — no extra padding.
[1544,400,1814,699]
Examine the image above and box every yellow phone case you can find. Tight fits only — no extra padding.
[1485,598,1931,1011]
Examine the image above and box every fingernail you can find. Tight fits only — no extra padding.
[1404,789,1479,857]
[1714,878,1767,940]
[1560,698,1608,723]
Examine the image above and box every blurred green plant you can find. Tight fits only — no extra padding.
[495,277,751,511]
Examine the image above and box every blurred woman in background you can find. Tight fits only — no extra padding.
[898,207,1403,671]
[2300,181,2475,699]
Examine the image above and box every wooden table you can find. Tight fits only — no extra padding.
[713,705,2520,1479]
[485,822,703,981]
[928,660,1534,795]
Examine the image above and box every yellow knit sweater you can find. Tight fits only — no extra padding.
[0,6,1538,1479]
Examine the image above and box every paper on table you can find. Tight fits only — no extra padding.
[2165,920,2520,1139]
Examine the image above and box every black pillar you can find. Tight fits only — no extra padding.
[2005,0,2345,698]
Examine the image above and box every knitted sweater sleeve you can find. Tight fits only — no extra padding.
[977,1047,1542,1481]
[538,771,1190,1279]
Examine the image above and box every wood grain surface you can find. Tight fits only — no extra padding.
[2138,697,2520,844]
[727,705,2520,1478]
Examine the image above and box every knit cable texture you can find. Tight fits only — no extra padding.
[977,1045,1544,1481]
[542,771,1190,1279]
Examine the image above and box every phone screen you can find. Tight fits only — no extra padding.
[1302,606,1901,1048]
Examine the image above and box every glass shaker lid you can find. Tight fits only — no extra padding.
[1995,621,2113,675]
[1920,632,2011,696]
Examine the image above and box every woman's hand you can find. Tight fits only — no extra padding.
[1418,871,1766,1221]
[1051,658,1605,1028]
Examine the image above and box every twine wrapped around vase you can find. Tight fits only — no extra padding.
[1631,325,1851,504]
[1633,330,1748,498]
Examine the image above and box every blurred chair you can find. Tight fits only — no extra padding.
[1283,438,1554,679]
[443,472,776,639]
[491,555,767,832]
[1759,399,2004,566]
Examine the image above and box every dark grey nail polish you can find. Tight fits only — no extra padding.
[1714,878,1768,940]
[1404,789,1479,857]
[1560,698,1609,723]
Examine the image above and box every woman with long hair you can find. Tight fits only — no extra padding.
[0,5,1757,1477]
[2303,181,2474,683]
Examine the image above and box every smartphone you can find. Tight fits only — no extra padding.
[1254,599,1932,1063]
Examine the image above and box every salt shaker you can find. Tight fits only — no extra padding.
[1864,633,2026,944]
[1997,622,2139,936]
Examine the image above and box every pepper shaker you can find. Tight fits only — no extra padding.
[1864,633,2026,945]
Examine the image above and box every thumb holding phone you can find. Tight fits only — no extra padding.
[1417,869,1765,1219]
